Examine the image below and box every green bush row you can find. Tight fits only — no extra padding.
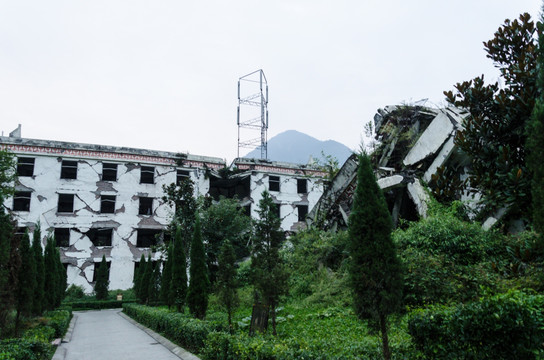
[408,290,544,359]
[0,309,71,360]
[122,304,222,354]
[65,300,135,310]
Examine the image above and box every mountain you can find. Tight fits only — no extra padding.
[244,130,353,165]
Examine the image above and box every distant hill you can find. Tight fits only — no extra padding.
[244,130,353,165]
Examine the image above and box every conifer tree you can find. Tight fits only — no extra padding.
[348,153,403,360]
[43,236,58,311]
[134,254,146,300]
[217,239,239,332]
[251,190,288,336]
[160,243,173,308]
[187,216,209,319]
[148,260,161,303]
[15,232,35,334]
[54,247,66,306]
[31,225,45,315]
[94,255,109,300]
[170,226,187,312]
[140,254,153,304]
[528,8,544,249]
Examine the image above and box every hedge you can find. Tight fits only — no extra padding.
[408,290,544,359]
[64,300,136,310]
[122,303,223,354]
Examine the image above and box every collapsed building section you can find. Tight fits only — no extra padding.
[308,105,471,230]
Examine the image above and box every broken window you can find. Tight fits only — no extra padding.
[244,204,251,217]
[60,160,78,179]
[13,191,31,211]
[54,228,70,247]
[17,157,35,177]
[14,227,27,240]
[297,179,308,194]
[88,228,113,247]
[177,170,190,185]
[139,197,153,215]
[92,260,111,282]
[100,195,116,214]
[136,229,162,248]
[58,194,75,213]
[102,163,118,181]
[269,176,280,192]
[140,166,155,184]
[297,205,309,222]
[273,203,281,219]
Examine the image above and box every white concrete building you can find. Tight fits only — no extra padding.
[1,134,326,292]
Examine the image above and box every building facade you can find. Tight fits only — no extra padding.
[1,134,325,292]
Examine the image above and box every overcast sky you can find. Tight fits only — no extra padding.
[1,1,541,162]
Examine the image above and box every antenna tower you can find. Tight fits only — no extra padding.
[237,69,268,159]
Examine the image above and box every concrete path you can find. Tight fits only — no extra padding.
[53,309,199,360]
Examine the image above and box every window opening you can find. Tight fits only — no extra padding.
[54,228,70,247]
[13,191,31,211]
[139,197,153,215]
[136,229,162,248]
[269,176,280,192]
[58,194,75,213]
[297,179,308,194]
[17,157,35,177]
[102,163,118,181]
[100,195,116,214]
[92,260,111,282]
[297,205,309,222]
[176,170,190,185]
[88,228,113,247]
[61,160,78,179]
[140,166,154,184]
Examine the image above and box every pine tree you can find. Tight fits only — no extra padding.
[148,260,161,303]
[15,232,36,334]
[31,225,45,315]
[43,236,58,311]
[528,7,544,250]
[140,255,153,304]
[348,153,403,360]
[134,254,146,301]
[160,243,173,308]
[54,247,66,306]
[251,190,289,336]
[217,239,239,332]
[187,216,209,319]
[94,255,109,300]
[170,226,187,312]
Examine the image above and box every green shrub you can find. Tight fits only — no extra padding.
[65,300,134,310]
[0,339,51,360]
[21,326,55,343]
[64,284,86,302]
[408,290,544,359]
[43,310,71,338]
[123,304,222,353]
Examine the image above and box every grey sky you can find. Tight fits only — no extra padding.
[1,1,541,162]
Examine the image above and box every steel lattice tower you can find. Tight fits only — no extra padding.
[237,69,268,159]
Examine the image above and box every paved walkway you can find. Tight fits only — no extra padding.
[54,309,199,360]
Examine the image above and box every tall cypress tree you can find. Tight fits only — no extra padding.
[148,260,161,303]
[160,242,173,308]
[170,226,187,312]
[94,255,109,300]
[348,153,403,360]
[31,225,45,315]
[187,216,209,319]
[140,255,152,304]
[54,247,66,306]
[134,254,146,301]
[43,236,58,311]
[15,232,35,334]
[217,239,239,332]
[251,190,288,336]
[528,7,544,250]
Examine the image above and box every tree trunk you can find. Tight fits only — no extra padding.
[379,313,391,360]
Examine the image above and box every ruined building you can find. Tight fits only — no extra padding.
[1,132,325,292]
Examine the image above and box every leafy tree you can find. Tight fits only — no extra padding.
[14,232,35,334]
[0,148,15,201]
[160,242,174,307]
[140,255,153,304]
[444,13,539,217]
[31,225,45,315]
[251,190,289,336]
[170,226,188,312]
[162,178,197,255]
[94,255,109,300]
[348,153,403,360]
[43,236,58,311]
[187,216,209,319]
[528,12,544,249]
[200,196,251,284]
[217,240,239,332]
[134,254,146,301]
